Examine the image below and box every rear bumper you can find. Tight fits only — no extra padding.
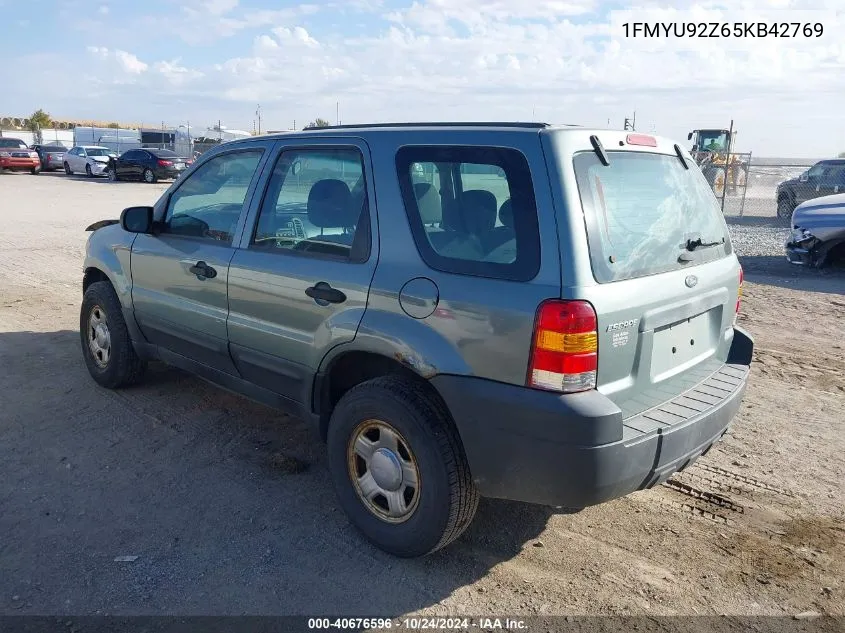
[155,167,184,180]
[432,326,754,508]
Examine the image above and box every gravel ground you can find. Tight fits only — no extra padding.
[727,220,790,258]
[1,172,843,620]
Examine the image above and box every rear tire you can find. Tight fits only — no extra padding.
[143,168,156,184]
[327,375,478,557]
[30,167,41,175]
[64,162,72,175]
[80,281,146,389]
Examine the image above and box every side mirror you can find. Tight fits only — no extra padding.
[291,160,302,176]
[799,172,809,183]
[691,145,698,152]
[687,132,693,141]
[120,206,154,233]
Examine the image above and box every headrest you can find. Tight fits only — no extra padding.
[461,189,497,234]
[498,199,513,228]
[307,179,356,228]
[414,182,442,225]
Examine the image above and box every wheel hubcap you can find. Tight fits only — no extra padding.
[347,419,420,523]
[87,306,111,368]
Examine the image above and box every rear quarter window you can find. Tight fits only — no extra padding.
[573,151,732,283]
[396,145,540,282]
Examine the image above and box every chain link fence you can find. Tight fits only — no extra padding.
[698,156,818,223]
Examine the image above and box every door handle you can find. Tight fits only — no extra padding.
[305,282,346,304]
[188,261,217,280]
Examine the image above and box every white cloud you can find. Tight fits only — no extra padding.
[154,60,205,86]
[114,50,148,74]
[8,0,844,156]
[273,26,320,47]
[98,5,109,14]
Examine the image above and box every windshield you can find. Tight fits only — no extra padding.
[573,151,731,283]
[86,148,111,157]
[696,131,728,152]
[0,139,27,149]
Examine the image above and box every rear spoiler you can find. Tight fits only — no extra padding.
[85,219,119,231]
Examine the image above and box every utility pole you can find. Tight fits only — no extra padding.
[256,104,262,135]
[336,101,339,125]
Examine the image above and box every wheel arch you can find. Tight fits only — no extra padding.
[313,349,457,442]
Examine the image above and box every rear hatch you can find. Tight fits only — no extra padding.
[546,130,742,418]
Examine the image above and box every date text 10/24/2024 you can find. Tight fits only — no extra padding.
[307,618,528,630]
[622,22,824,38]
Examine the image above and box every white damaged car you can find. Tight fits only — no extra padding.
[785,193,845,268]
[63,146,115,178]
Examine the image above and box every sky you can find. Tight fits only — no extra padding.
[1,0,843,157]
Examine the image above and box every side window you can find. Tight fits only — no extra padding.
[395,146,540,282]
[250,147,370,262]
[823,165,845,183]
[162,150,263,243]
[806,162,827,179]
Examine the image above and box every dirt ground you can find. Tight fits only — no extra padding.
[1,171,843,618]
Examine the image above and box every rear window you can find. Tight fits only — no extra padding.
[154,149,178,158]
[0,139,27,149]
[396,146,540,282]
[573,151,731,283]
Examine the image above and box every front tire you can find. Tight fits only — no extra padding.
[327,375,479,557]
[777,196,795,223]
[85,163,93,177]
[107,167,119,182]
[80,281,146,389]
[143,168,156,184]
[64,162,72,175]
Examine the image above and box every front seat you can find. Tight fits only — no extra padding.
[306,179,360,254]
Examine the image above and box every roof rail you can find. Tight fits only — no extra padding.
[303,121,551,130]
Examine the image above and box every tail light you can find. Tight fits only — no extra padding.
[735,265,743,317]
[528,300,598,393]
[158,159,173,167]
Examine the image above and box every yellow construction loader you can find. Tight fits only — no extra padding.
[688,127,749,197]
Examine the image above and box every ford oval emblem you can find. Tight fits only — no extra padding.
[685,275,698,288]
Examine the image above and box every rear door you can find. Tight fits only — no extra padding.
[130,143,272,372]
[226,138,378,404]
[558,134,741,418]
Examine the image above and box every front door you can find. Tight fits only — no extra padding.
[130,144,272,372]
[227,140,378,403]
[817,163,845,198]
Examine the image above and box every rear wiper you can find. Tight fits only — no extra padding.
[684,236,724,251]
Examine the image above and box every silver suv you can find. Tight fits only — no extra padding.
[80,123,753,557]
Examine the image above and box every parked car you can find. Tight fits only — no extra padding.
[107,148,192,183]
[63,145,114,177]
[785,193,845,268]
[79,123,753,557]
[31,143,68,171]
[0,137,41,174]
[776,158,845,221]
